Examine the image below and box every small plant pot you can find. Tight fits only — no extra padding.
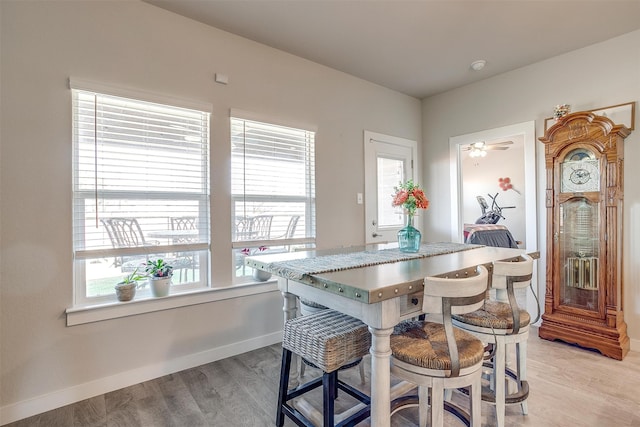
[149,276,171,297]
[252,268,272,282]
[115,282,137,302]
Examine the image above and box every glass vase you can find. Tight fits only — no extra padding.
[397,215,421,252]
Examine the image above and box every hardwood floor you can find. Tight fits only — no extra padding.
[6,327,640,426]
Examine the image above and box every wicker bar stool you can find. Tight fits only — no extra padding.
[298,298,366,384]
[451,254,537,427]
[390,265,489,427]
[276,309,371,427]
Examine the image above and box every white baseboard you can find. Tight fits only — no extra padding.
[0,332,283,426]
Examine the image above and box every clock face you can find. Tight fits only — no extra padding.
[561,149,600,193]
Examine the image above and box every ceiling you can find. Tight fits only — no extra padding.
[144,0,640,99]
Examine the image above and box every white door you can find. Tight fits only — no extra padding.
[364,131,417,244]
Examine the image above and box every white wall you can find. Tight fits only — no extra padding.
[422,30,640,348]
[0,1,421,423]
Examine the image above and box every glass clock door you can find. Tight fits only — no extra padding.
[558,197,600,311]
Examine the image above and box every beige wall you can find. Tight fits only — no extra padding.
[0,1,421,422]
[422,30,640,347]
[3,0,639,423]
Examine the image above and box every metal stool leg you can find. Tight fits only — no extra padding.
[322,371,337,427]
[276,349,292,427]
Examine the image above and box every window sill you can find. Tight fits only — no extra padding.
[66,280,278,326]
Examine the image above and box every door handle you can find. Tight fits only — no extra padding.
[372,232,380,238]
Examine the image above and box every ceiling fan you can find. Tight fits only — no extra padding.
[462,140,513,157]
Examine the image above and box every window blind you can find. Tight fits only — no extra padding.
[230,117,316,246]
[72,87,210,303]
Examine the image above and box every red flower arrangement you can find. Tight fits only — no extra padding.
[392,179,430,217]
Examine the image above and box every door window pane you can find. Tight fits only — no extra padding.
[377,156,404,227]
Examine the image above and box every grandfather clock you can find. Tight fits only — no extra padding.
[539,111,631,360]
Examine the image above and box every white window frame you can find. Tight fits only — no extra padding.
[230,111,316,283]
[69,78,211,308]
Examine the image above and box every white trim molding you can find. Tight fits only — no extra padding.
[66,282,278,326]
[69,77,213,112]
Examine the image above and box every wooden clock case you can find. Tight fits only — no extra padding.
[538,111,632,360]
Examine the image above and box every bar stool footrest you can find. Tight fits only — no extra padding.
[286,376,323,401]
[504,380,529,404]
[457,374,529,405]
[284,378,370,427]
[391,394,473,427]
[302,357,363,372]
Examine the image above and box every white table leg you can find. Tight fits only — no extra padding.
[281,289,298,322]
[282,289,299,388]
[369,326,394,427]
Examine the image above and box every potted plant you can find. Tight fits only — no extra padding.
[115,268,144,302]
[145,258,173,297]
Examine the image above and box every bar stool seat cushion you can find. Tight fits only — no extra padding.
[452,301,530,331]
[283,309,371,373]
[391,320,484,371]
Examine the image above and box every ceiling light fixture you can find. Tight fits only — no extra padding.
[470,60,486,71]
[469,147,487,158]
[468,141,487,158]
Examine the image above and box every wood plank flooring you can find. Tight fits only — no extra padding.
[6,327,640,426]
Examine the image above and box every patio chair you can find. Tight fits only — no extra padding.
[169,216,198,242]
[170,216,197,229]
[100,217,156,271]
[169,216,199,281]
[267,215,300,254]
[234,215,275,274]
[234,216,254,241]
[250,215,273,240]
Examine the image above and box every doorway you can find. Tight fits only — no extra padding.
[449,121,539,320]
[364,131,418,244]
[449,121,536,251]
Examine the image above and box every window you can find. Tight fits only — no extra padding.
[231,115,316,282]
[72,82,210,306]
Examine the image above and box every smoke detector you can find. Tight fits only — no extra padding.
[470,60,486,71]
